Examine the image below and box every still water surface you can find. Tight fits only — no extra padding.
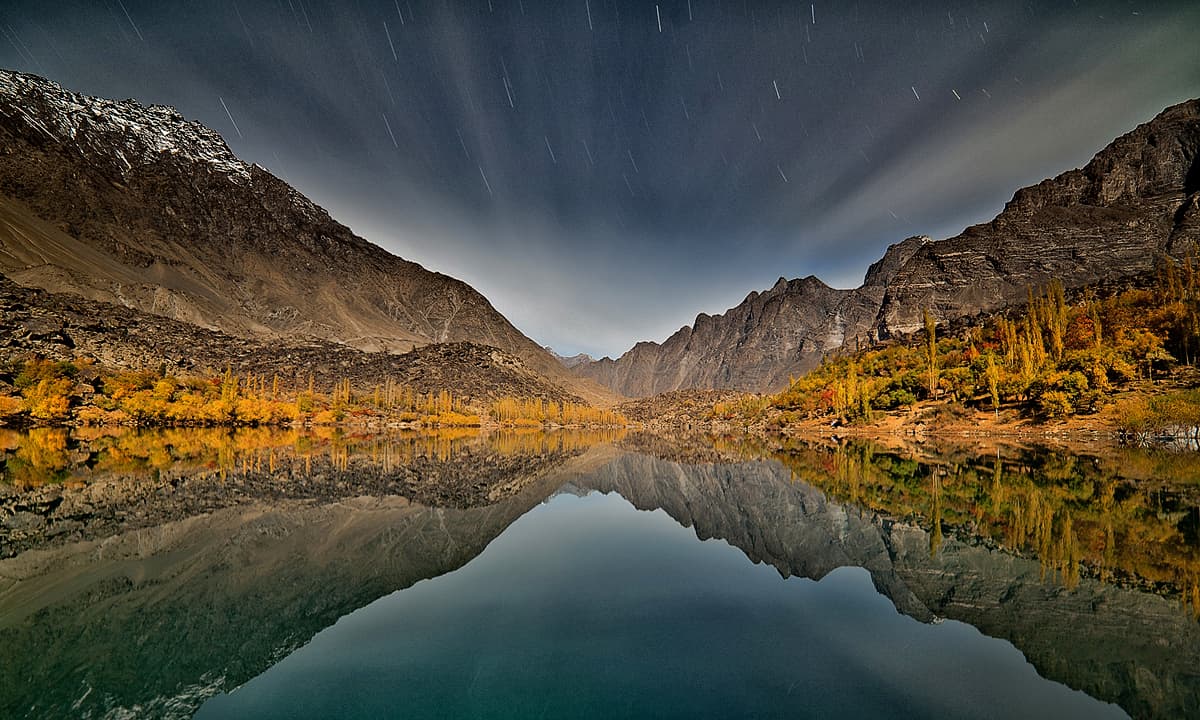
[196,489,1122,720]
[2,428,1198,718]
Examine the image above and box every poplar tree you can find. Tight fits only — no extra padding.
[924,308,938,399]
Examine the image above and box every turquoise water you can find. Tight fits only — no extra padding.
[195,491,1125,720]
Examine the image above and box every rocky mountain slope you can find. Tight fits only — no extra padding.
[0,69,613,404]
[878,97,1200,336]
[0,276,580,405]
[577,98,1200,397]
[576,236,928,395]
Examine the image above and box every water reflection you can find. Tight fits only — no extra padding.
[0,431,1198,718]
[0,426,629,489]
[197,491,1125,720]
[0,426,626,561]
[714,435,1200,604]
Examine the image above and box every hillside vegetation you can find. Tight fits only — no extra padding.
[0,359,627,430]
[715,256,1200,439]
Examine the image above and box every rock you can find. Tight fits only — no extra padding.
[0,276,582,404]
[878,99,1200,337]
[3,511,46,531]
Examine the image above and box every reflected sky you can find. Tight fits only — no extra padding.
[197,490,1125,719]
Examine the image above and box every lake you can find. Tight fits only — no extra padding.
[2,428,1199,718]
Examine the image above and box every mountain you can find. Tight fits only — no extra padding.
[0,276,581,405]
[545,347,595,369]
[877,98,1200,336]
[575,236,928,396]
[0,69,614,405]
[577,98,1200,396]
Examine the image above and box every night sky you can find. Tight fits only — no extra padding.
[1,1,1198,357]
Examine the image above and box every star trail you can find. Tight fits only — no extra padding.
[0,0,1197,357]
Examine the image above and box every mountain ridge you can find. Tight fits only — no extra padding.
[0,68,617,406]
[577,98,1200,397]
[575,235,930,396]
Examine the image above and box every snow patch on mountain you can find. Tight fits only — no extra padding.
[0,69,251,181]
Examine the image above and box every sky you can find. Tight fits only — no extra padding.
[1,1,1198,358]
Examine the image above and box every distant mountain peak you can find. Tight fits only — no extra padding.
[544,346,595,370]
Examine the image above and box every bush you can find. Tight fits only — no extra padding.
[14,360,77,390]
[1038,390,1074,418]
[24,377,74,422]
[75,406,128,426]
[426,412,482,427]
[0,394,24,423]
[873,388,916,411]
[1115,391,1200,437]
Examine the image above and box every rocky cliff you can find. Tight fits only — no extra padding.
[0,69,613,404]
[878,98,1200,336]
[575,235,928,396]
[578,98,1200,396]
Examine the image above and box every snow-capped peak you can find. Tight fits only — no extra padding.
[0,68,251,181]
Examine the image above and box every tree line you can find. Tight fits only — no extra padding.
[0,360,627,429]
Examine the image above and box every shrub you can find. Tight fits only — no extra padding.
[0,394,24,423]
[873,388,916,411]
[24,377,74,422]
[1038,390,1074,418]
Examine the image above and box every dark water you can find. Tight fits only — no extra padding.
[3,429,1200,718]
[195,491,1120,720]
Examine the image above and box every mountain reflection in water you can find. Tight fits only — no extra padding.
[1,429,1197,719]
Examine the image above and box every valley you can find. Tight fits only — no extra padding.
[0,36,1198,718]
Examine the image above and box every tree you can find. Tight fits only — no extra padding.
[924,308,938,399]
[985,353,1001,418]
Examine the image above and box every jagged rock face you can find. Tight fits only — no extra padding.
[580,99,1199,395]
[0,69,611,403]
[576,237,929,396]
[878,98,1200,337]
[579,277,855,396]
